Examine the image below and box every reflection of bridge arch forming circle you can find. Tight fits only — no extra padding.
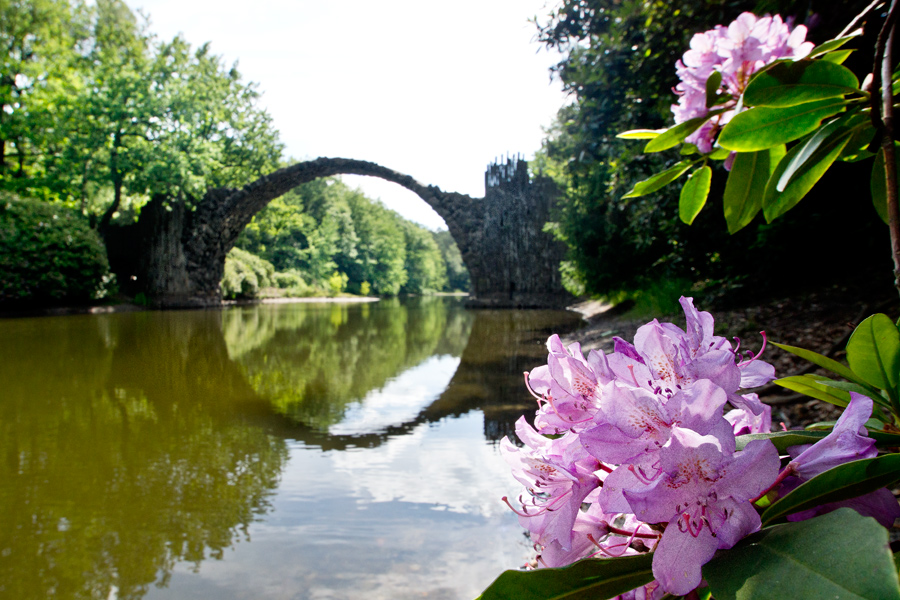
[105,156,571,308]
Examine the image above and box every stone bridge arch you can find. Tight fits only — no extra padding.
[107,156,570,308]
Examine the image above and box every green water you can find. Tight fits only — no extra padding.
[0,297,582,599]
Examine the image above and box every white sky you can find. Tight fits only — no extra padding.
[125,0,567,230]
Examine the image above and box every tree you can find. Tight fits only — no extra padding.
[0,0,84,186]
[401,221,446,294]
[432,229,470,292]
[535,0,881,299]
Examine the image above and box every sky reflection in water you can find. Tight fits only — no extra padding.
[0,297,582,600]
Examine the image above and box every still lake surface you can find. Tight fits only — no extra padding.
[0,297,583,600]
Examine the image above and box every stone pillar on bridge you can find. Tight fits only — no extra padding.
[463,156,571,308]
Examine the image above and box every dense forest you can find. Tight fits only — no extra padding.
[531,0,892,307]
[0,0,468,306]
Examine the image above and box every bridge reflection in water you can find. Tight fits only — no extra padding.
[0,298,582,599]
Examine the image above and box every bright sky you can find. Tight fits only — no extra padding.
[125,0,567,230]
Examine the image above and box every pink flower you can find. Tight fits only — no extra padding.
[624,427,779,596]
[528,334,614,434]
[672,12,814,153]
[500,417,600,550]
[782,393,900,527]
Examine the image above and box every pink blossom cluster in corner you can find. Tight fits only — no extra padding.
[500,297,900,599]
[672,12,815,154]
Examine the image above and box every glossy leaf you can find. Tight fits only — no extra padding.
[723,146,785,233]
[644,111,724,153]
[617,129,664,140]
[718,98,848,151]
[743,60,859,108]
[705,508,900,600]
[706,70,723,108]
[623,161,694,198]
[869,430,900,446]
[871,147,897,224]
[805,29,863,58]
[771,342,864,383]
[847,314,900,396]
[761,454,900,526]
[762,129,852,221]
[804,375,892,410]
[839,120,876,162]
[735,430,827,453]
[820,49,854,65]
[476,555,654,600]
[679,165,712,224]
[775,115,861,192]
[775,374,850,407]
[771,342,885,400]
[805,417,884,431]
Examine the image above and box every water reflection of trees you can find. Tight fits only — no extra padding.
[424,308,584,441]
[0,312,288,600]
[0,298,581,598]
[223,297,473,430]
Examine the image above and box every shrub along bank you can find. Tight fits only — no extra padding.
[0,194,113,306]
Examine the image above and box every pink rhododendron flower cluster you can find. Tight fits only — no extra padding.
[502,297,900,598]
[672,12,814,153]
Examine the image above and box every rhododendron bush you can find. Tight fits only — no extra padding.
[478,6,900,600]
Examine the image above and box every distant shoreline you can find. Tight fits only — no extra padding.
[0,292,471,319]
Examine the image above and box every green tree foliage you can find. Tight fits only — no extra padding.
[0,0,85,186]
[400,221,447,294]
[236,177,462,297]
[0,192,111,305]
[222,246,274,300]
[432,229,470,291]
[536,0,885,300]
[0,0,282,224]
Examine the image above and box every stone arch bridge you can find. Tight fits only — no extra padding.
[107,156,570,308]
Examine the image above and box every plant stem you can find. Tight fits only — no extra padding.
[877,0,900,299]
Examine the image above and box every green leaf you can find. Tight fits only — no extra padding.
[705,508,900,600]
[771,342,872,386]
[775,374,850,407]
[679,165,712,224]
[775,115,860,192]
[743,60,859,108]
[820,49,854,65]
[805,29,863,58]
[869,430,900,446]
[806,417,884,430]
[623,161,694,199]
[644,111,725,153]
[476,555,654,600]
[847,314,900,396]
[617,129,664,140]
[706,70,723,108]
[723,146,785,233]
[871,147,897,225]
[718,98,849,151]
[839,120,876,162]
[762,129,852,221]
[761,454,900,526]
[804,374,893,410]
[735,430,827,453]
